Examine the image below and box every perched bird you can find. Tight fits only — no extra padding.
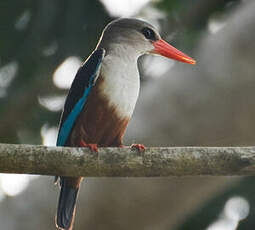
[55,18,195,230]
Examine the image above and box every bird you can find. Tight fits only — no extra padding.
[55,17,195,230]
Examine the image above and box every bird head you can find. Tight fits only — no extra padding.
[98,18,196,64]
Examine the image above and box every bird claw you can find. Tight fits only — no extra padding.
[131,144,145,152]
[80,140,98,152]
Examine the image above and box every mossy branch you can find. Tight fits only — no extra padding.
[0,143,255,177]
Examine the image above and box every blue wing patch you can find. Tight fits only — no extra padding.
[57,49,105,146]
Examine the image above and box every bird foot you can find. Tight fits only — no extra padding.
[131,144,146,152]
[80,140,98,152]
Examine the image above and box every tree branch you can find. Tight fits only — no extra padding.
[0,143,255,177]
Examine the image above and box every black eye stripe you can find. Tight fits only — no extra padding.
[141,27,156,41]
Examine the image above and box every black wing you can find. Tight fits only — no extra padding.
[56,48,105,146]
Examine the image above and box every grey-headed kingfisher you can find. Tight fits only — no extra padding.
[55,18,195,230]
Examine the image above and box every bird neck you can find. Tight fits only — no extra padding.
[99,39,142,62]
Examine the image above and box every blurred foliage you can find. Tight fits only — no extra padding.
[158,0,240,29]
[179,178,255,230]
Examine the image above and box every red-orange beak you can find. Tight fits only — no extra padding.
[152,39,196,65]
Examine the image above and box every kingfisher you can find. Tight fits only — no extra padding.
[55,18,195,230]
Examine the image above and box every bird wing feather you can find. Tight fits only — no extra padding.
[56,48,105,146]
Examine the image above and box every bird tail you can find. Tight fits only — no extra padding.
[56,177,81,230]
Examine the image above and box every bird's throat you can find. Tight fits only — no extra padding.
[99,54,140,119]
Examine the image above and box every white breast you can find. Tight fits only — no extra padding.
[99,53,140,118]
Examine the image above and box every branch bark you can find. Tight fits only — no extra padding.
[0,143,255,177]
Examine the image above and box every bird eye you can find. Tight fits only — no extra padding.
[141,27,156,40]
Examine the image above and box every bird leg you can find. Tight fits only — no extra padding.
[118,143,146,152]
[131,144,146,152]
[80,140,98,152]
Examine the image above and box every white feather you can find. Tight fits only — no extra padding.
[99,45,141,118]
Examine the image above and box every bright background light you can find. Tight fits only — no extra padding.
[41,124,58,146]
[0,174,38,199]
[53,56,82,89]
[206,196,250,230]
[100,0,151,17]
[38,95,65,112]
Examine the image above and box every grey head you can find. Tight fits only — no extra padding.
[96,18,196,65]
[97,18,161,58]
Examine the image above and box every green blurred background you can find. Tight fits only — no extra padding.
[1,0,255,229]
